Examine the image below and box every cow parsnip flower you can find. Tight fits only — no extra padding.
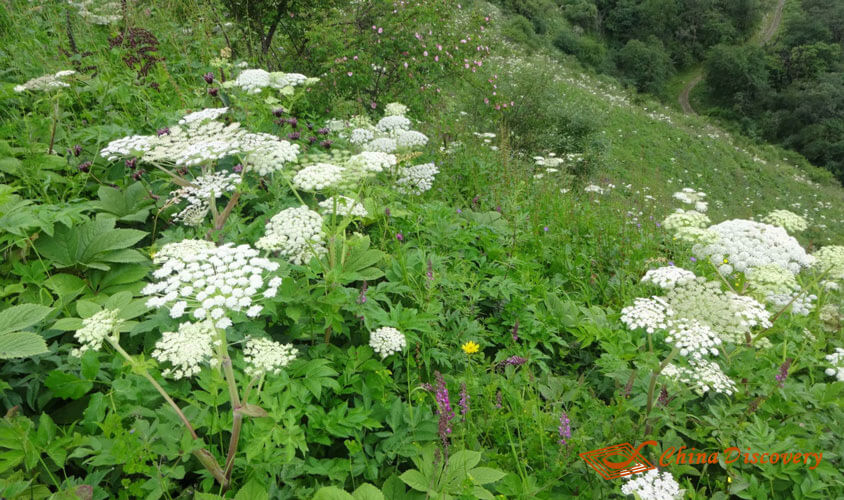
[621,297,674,334]
[293,163,345,191]
[142,240,280,329]
[663,359,737,396]
[256,206,327,265]
[761,209,808,233]
[72,309,122,356]
[14,70,76,93]
[621,469,683,500]
[384,102,408,116]
[824,348,844,381]
[369,327,406,358]
[153,321,220,379]
[641,266,697,290]
[664,318,722,360]
[812,245,844,280]
[395,163,439,195]
[170,172,241,226]
[318,196,367,217]
[243,337,297,377]
[662,209,710,231]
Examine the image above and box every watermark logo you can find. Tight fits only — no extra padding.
[579,441,658,480]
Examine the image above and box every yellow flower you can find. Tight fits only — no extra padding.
[723,258,729,264]
[728,476,732,484]
[461,341,480,355]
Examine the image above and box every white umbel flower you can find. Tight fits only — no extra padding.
[178,108,229,126]
[663,359,737,396]
[812,245,844,281]
[293,163,345,191]
[153,321,220,379]
[641,267,697,290]
[761,209,808,233]
[170,172,241,226]
[395,163,439,195]
[395,130,429,150]
[318,196,368,217]
[369,327,406,358]
[142,240,280,328]
[664,318,722,359]
[347,152,397,174]
[662,209,710,231]
[672,188,707,211]
[243,337,297,377]
[620,469,682,500]
[349,128,375,145]
[384,102,408,116]
[256,206,327,265]
[240,132,300,176]
[14,70,76,93]
[824,348,844,381]
[364,137,398,153]
[375,115,411,134]
[693,219,814,275]
[72,309,121,356]
[621,297,674,334]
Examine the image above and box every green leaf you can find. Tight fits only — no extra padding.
[468,467,506,485]
[234,479,268,500]
[45,371,93,399]
[0,331,48,359]
[399,470,430,493]
[470,486,495,500]
[75,300,100,318]
[81,351,100,379]
[0,303,52,335]
[352,484,384,500]
[44,274,88,304]
[312,486,355,500]
[51,317,83,331]
[380,475,406,500]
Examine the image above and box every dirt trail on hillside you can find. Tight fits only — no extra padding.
[677,0,786,114]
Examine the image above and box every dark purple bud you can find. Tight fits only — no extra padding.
[157,127,170,136]
[287,132,300,140]
[125,157,137,169]
[495,205,502,213]
[77,161,92,173]
[472,195,479,207]
[511,320,519,342]
[385,208,391,217]
[132,169,146,180]
[233,164,243,173]
[502,355,526,366]
[317,127,330,135]
[306,122,314,130]
[658,386,669,406]
[272,107,285,117]
[419,383,434,392]
[320,140,332,148]
[396,232,403,241]
[308,136,318,144]
[177,167,188,175]
[208,87,219,97]
[203,72,214,84]
[288,117,298,129]
[72,144,82,157]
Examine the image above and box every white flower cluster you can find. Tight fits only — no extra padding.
[68,0,121,24]
[170,172,241,226]
[745,265,815,315]
[584,184,605,194]
[824,348,844,381]
[819,304,841,333]
[14,70,76,93]
[673,188,708,212]
[72,309,121,356]
[662,209,710,231]
[225,69,312,94]
[142,240,281,329]
[178,107,229,125]
[620,469,682,500]
[346,152,397,174]
[533,155,565,168]
[765,292,816,316]
[243,337,298,377]
[693,220,814,275]
[396,130,429,150]
[664,318,722,360]
[641,267,697,290]
[153,321,220,379]
[665,277,772,345]
[384,102,408,116]
[293,163,345,191]
[395,163,439,195]
[673,226,718,244]
[256,206,327,265]
[319,196,367,217]
[620,297,673,334]
[369,327,406,358]
[101,112,299,173]
[349,128,375,145]
[761,209,808,233]
[364,137,398,153]
[375,115,411,134]
[663,359,737,395]
[812,245,844,281]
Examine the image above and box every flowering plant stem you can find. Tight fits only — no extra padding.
[643,346,679,436]
[216,329,243,486]
[106,338,229,487]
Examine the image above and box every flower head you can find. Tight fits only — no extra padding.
[369,327,406,358]
[461,341,480,355]
[72,309,121,356]
[243,337,297,377]
[153,321,219,379]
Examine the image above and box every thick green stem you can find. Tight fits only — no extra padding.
[643,347,679,435]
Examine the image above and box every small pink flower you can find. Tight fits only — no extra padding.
[378,27,383,34]
[484,97,489,104]
[423,51,428,56]
[434,55,439,62]
[347,72,353,76]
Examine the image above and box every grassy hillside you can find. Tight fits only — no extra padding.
[1,1,843,499]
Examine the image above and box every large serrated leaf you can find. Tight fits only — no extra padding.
[399,470,429,493]
[0,331,49,359]
[312,487,355,500]
[0,303,52,335]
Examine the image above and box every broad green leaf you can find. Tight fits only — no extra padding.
[0,331,48,359]
[380,475,406,500]
[468,467,506,485]
[44,274,88,303]
[45,371,93,400]
[75,300,100,318]
[312,487,355,500]
[0,303,52,335]
[51,318,83,331]
[234,479,268,500]
[399,470,430,493]
[352,483,384,500]
[470,486,495,500]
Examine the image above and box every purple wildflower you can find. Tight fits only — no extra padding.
[658,386,669,406]
[232,164,243,173]
[426,259,434,282]
[287,132,301,140]
[70,144,82,157]
[272,107,285,117]
[502,355,526,367]
[434,372,454,456]
[208,87,219,97]
[320,140,332,149]
[357,281,368,304]
[456,208,462,214]
[776,358,793,388]
[157,127,170,136]
[77,161,92,173]
[288,117,298,129]
[511,320,519,342]
[203,72,214,84]
[557,412,571,446]
[494,390,503,409]
[458,382,469,419]
[385,208,391,217]
[132,169,146,180]
[317,127,330,135]
[396,232,403,242]
[125,157,137,169]
[543,226,549,232]
[419,383,434,392]
[690,257,697,262]
[308,136,318,144]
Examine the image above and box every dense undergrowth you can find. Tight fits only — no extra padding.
[1,1,843,499]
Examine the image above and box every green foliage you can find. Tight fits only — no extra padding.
[615,37,674,94]
[34,215,147,271]
[0,304,52,359]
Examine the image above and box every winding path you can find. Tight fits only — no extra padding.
[677,0,786,114]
